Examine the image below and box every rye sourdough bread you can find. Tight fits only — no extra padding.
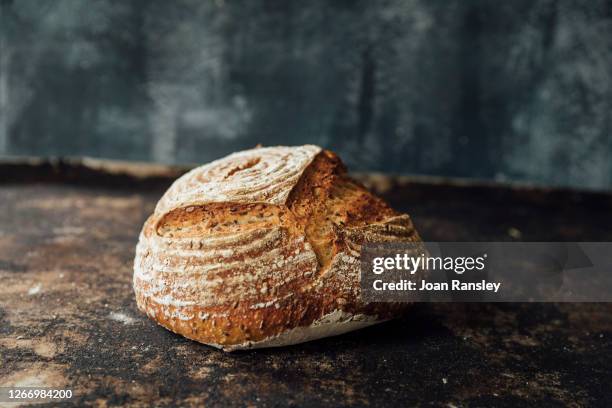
[133,145,421,351]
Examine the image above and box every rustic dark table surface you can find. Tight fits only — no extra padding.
[1,159,611,407]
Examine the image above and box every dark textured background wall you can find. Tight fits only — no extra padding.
[1,0,611,189]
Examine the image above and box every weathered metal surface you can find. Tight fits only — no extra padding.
[1,161,611,407]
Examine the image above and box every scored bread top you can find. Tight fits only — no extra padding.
[134,145,420,350]
[155,145,322,214]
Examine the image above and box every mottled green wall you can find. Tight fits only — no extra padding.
[1,0,611,189]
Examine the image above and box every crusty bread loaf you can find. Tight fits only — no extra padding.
[133,145,421,351]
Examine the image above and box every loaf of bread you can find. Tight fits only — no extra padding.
[133,145,421,351]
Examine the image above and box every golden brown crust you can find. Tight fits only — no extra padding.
[133,145,420,350]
